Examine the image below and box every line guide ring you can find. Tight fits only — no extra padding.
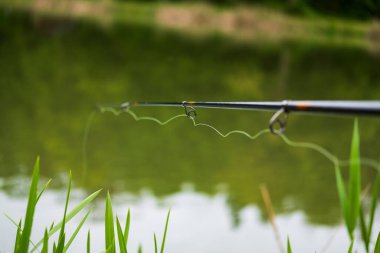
[182,101,197,120]
[269,108,289,135]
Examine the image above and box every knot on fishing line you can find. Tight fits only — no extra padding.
[182,101,197,120]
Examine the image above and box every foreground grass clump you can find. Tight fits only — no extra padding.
[335,120,380,253]
[8,158,170,253]
[286,120,380,253]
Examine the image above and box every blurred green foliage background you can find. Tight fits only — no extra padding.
[0,0,380,231]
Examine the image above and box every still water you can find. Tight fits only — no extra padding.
[1,9,380,252]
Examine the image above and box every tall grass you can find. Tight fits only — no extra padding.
[105,193,171,253]
[285,119,379,252]
[335,119,361,241]
[10,159,101,253]
[334,120,380,252]
[286,237,292,253]
[15,157,40,253]
[7,159,170,253]
[360,172,380,252]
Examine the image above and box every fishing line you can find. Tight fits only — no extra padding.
[86,106,380,172]
[82,111,97,182]
[279,135,340,166]
[189,118,271,140]
[280,135,380,169]
[99,106,271,140]
[99,106,188,124]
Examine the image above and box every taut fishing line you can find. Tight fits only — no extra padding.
[81,105,380,181]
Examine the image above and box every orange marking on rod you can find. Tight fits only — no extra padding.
[296,101,310,110]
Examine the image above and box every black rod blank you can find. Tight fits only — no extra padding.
[121,101,380,117]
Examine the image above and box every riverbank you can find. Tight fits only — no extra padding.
[1,0,379,51]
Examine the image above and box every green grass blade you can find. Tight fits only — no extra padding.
[18,157,40,253]
[87,230,91,253]
[287,237,292,253]
[56,171,72,253]
[347,119,361,239]
[55,233,66,253]
[36,179,52,204]
[359,206,369,252]
[348,240,353,253]
[4,213,21,228]
[374,232,380,253]
[105,191,115,253]
[154,233,158,253]
[4,213,39,250]
[368,172,380,240]
[63,209,91,252]
[14,219,22,252]
[49,222,55,232]
[104,238,116,253]
[138,244,142,253]
[160,209,171,253]
[31,189,101,252]
[124,209,131,245]
[41,229,49,253]
[116,216,128,253]
[6,216,38,252]
[335,165,348,232]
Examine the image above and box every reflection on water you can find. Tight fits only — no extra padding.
[1,185,371,252]
[1,8,380,251]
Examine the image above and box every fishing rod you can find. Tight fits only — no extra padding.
[114,100,380,134]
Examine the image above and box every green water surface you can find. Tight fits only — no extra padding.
[0,10,380,228]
